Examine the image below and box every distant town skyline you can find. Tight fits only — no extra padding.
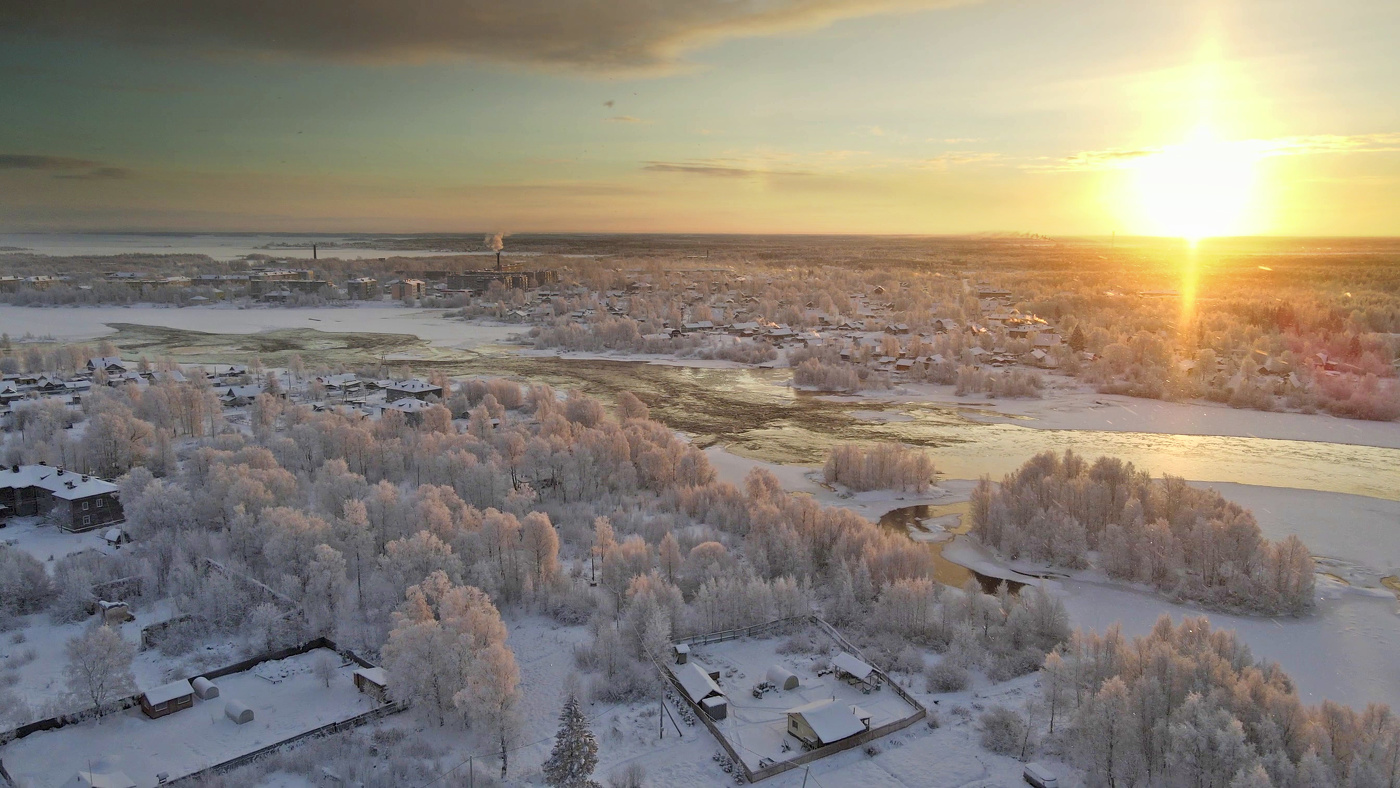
[2,0,1397,236]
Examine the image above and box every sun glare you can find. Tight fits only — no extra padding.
[1133,127,1258,241]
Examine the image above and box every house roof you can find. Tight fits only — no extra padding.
[786,698,867,744]
[387,379,441,393]
[0,465,119,501]
[831,652,874,680]
[388,398,432,413]
[354,667,388,686]
[142,678,194,706]
[676,662,724,704]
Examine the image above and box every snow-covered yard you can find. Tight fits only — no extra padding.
[1,515,118,568]
[0,648,379,788]
[675,629,923,774]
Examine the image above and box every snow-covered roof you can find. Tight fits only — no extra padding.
[386,379,440,393]
[142,678,194,706]
[217,384,264,399]
[62,771,136,788]
[831,652,874,681]
[786,698,867,744]
[676,662,723,704]
[387,398,432,413]
[0,465,119,501]
[354,667,388,686]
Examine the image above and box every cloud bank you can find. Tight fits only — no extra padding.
[0,0,965,73]
[0,154,132,180]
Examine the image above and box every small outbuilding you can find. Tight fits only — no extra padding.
[701,695,729,721]
[676,662,723,703]
[786,698,871,748]
[766,665,799,691]
[192,676,220,700]
[97,600,134,625]
[225,700,255,724]
[832,652,879,690]
[673,643,690,665]
[353,666,389,703]
[140,679,195,719]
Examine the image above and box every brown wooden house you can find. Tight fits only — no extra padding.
[0,464,125,532]
[139,679,195,719]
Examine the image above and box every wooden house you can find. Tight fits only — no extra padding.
[140,679,195,719]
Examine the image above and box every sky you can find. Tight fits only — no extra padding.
[1,0,1397,236]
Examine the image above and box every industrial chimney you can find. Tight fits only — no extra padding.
[496,251,502,271]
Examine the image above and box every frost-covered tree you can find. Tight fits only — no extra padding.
[457,641,522,778]
[64,625,137,718]
[972,451,1315,615]
[543,692,601,788]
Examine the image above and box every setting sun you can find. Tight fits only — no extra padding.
[1133,127,1260,240]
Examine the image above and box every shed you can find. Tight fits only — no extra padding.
[192,676,220,700]
[832,652,878,689]
[676,662,724,706]
[785,698,871,748]
[225,700,255,724]
[353,666,389,702]
[61,770,137,788]
[140,678,195,719]
[701,695,728,721]
[1024,762,1059,788]
[673,643,690,665]
[766,665,799,691]
[98,600,134,625]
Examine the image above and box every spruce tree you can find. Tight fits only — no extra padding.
[543,693,600,788]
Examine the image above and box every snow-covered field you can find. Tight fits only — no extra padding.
[0,649,379,788]
[0,304,521,350]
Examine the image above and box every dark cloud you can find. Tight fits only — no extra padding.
[0,153,103,171]
[0,154,133,180]
[0,0,963,72]
[643,162,759,177]
[54,166,133,180]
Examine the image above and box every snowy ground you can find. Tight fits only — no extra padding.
[711,442,1400,719]
[836,379,1400,451]
[681,631,923,772]
[1,603,245,722]
[272,617,1079,788]
[1,515,119,568]
[0,648,379,788]
[0,304,521,350]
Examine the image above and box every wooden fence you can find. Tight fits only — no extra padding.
[164,700,410,786]
[667,615,929,783]
[0,637,377,748]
